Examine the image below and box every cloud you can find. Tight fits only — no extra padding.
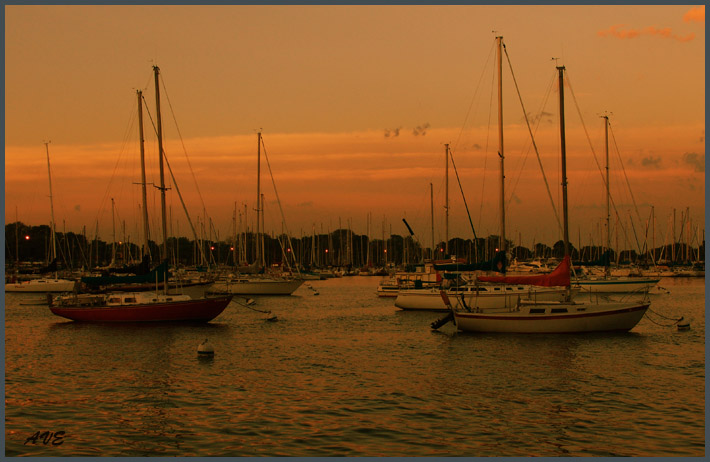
[597,24,695,42]
[412,123,430,136]
[640,156,662,169]
[682,152,705,172]
[384,127,401,138]
[683,5,705,24]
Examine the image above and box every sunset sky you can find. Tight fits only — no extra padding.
[4,4,705,251]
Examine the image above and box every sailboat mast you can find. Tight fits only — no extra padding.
[557,66,570,257]
[256,131,262,267]
[44,141,57,265]
[430,182,435,260]
[153,65,169,261]
[111,197,116,264]
[496,36,506,254]
[445,143,449,256]
[137,90,151,258]
[603,114,610,273]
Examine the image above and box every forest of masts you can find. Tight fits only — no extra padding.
[5,217,705,272]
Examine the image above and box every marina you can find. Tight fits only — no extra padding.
[4,4,705,458]
[4,275,704,456]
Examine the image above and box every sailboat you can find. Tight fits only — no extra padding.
[49,66,232,322]
[440,51,649,334]
[5,142,77,293]
[573,115,660,294]
[210,132,304,296]
[395,37,572,312]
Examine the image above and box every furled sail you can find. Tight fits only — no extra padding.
[477,255,570,287]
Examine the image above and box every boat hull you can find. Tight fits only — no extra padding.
[211,278,304,295]
[49,295,233,322]
[453,301,649,333]
[395,286,574,311]
[5,279,76,293]
[575,277,660,293]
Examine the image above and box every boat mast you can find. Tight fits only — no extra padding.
[137,90,151,259]
[256,131,262,267]
[153,65,169,261]
[603,114,610,275]
[445,143,449,256]
[557,66,570,258]
[111,197,116,265]
[496,36,506,255]
[430,182,435,260]
[44,141,58,270]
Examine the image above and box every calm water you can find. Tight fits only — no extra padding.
[4,276,705,456]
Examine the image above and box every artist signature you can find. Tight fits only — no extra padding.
[24,431,65,446]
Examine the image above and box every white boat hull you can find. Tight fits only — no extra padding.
[5,278,76,293]
[453,301,649,333]
[395,286,574,311]
[575,277,659,293]
[211,278,304,295]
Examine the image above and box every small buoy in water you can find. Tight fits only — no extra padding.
[197,339,215,356]
[266,315,278,322]
[245,298,255,305]
[677,317,691,331]
[313,291,320,296]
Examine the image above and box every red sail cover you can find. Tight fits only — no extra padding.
[477,256,571,287]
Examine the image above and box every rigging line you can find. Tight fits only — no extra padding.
[503,44,563,235]
[141,95,209,266]
[609,122,643,223]
[506,71,556,212]
[260,136,299,272]
[451,40,496,153]
[565,75,642,256]
[158,73,208,215]
[478,61,496,233]
[94,100,139,239]
[627,210,643,260]
[448,151,478,242]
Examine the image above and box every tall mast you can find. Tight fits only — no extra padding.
[111,197,116,265]
[603,114,610,274]
[651,205,655,265]
[256,131,262,267]
[153,65,168,261]
[44,141,57,267]
[497,36,506,254]
[137,90,151,259]
[557,65,570,257]
[445,143,449,256]
[430,182,435,260]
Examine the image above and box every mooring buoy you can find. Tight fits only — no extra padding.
[197,339,215,356]
[677,317,691,331]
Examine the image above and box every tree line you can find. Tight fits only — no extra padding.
[5,222,704,271]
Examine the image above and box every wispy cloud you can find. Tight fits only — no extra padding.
[384,127,401,138]
[597,24,695,42]
[412,123,430,136]
[641,156,662,169]
[683,5,705,24]
[682,152,705,172]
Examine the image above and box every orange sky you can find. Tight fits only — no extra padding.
[4,5,705,249]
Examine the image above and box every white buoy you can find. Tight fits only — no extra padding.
[197,339,215,356]
[677,317,691,331]
[245,298,255,305]
[313,291,320,296]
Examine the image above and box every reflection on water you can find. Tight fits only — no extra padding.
[5,277,705,456]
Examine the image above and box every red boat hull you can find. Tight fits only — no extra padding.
[49,296,233,322]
